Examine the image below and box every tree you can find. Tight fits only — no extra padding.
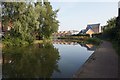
[103,17,116,39]
[2,1,59,45]
[116,16,120,43]
[41,0,59,39]
[105,17,116,29]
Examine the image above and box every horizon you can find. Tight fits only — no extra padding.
[51,2,118,31]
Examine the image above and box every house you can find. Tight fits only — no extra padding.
[86,29,94,37]
[80,23,101,37]
[79,29,87,34]
[70,30,79,35]
[86,23,101,33]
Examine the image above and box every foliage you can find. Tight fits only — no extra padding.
[2,1,59,46]
[86,38,102,45]
[92,33,102,38]
[2,43,60,78]
[72,33,90,36]
[40,1,59,39]
[58,35,89,40]
[115,16,120,43]
[112,41,120,55]
[102,17,116,40]
[2,34,29,47]
[105,17,116,29]
[58,34,89,40]
[102,16,120,55]
[113,16,120,55]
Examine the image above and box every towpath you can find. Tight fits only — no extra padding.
[74,41,119,78]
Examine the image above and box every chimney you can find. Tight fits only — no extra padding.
[118,1,120,16]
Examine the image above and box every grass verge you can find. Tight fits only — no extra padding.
[111,41,120,56]
[85,38,102,46]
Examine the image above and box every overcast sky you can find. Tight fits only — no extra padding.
[51,2,118,31]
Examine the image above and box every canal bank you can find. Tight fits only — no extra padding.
[74,41,118,78]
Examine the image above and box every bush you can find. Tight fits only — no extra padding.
[112,41,120,56]
[92,33,102,38]
[2,35,29,47]
[86,38,102,45]
[72,34,90,37]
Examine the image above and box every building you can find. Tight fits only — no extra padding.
[86,29,94,37]
[70,30,79,35]
[86,23,101,33]
[52,30,79,38]
[80,23,101,37]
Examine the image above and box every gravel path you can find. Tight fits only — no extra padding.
[74,41,118,78]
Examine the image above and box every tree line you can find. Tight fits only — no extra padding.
[102,16,120,54]
[1,0,59,46]
[102,17,120,41]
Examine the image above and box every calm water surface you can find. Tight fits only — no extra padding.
[2,40,95,78]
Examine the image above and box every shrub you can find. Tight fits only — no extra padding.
[86,38,102,45]
[2,35,29,47]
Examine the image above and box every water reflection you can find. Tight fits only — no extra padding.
[53,39,96,51]
[79,43,96,51]
[2,40,96,78]
[2,43,60,78]
[53,39,78,45]
[52,40,95,78]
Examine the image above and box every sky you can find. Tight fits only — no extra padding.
[51,1,118,31]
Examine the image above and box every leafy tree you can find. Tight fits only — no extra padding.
[41,0,59,39]
[2,1,59,45]
[116,16,120,43]
[103,17,116,39]
[105,17,116,29]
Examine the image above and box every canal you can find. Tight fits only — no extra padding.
[2,40,95,78]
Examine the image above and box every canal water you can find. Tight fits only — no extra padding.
[2,40,95,78]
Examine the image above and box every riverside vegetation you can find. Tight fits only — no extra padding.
[58,16,120,54]
[2,1,119,52]
[102,17,120,55]
[2,0,59,46]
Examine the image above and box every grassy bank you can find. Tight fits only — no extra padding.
[85,38,102,45]
[3,38,30,47]
[58,35,89,40]
[57,34,102,46]
[111,41,120,56]
[3,37,52,47]
[33,39,52,44]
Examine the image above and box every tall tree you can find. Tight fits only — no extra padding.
[2,0,59,45]
[103,17,116,39]
[41,0,59,39]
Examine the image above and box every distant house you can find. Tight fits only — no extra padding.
[80,23,101,37]
[52,30,79,38]
[79,29,87,34]
[86,29,94,37]
[70,30,79,35]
